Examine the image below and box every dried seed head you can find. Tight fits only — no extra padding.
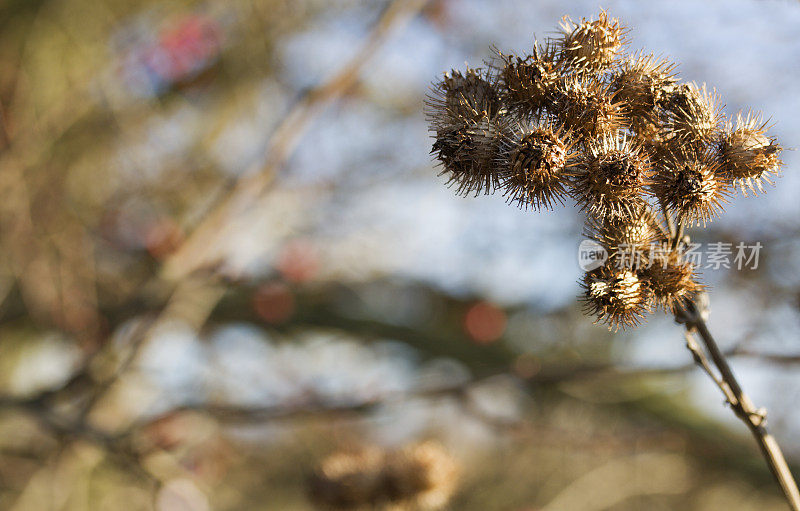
[581,265,649,330]
[383,441,459,510]
[559,10,626,71]
[610,53,678,131]
[571,134,651,219]
[661,82,722,143]
[308,447,386,509]
[719,112,782,195]
[431,111,507,196]
[552,78,625,141]
[308,443,459,510]
[632,118,672,159]
[427,68,508,196]
[640,251,702,313]
[494,41,561,119]
[425,68,501,125]
[423,11,784,332]
[651,150,730,225]
[498,124,576,210]
[585,206,665,257]
[649,131,702,164]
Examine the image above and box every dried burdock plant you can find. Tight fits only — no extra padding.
[641,248,704,313]
[661,82,723,151]
[570,134,651,220]
[493,41,561,120]
[382,441,460,510]
[498,123,576,210]
[427,68,507,196]
[610,52,677,134]
[428,67,501,119]
[425,10,799,509]
[651,149,730,226]
[551,77,625,141]
[308,447,386,509]
[720,112,783,195]
[308,441,459,510]
[584,205,665,267]
[559,10,627,71]
[581,265,650,329]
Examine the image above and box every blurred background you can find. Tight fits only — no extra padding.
[1,0,800,509]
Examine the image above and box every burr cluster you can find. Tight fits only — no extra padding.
[425,11,783,329]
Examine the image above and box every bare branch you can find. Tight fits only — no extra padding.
[162,0,431,280]
[679,299,800,510]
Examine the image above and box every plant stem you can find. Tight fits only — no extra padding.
[659,199,675,239]
[679,301,800,510]
[671,216,799,508]
[671,218,683,251]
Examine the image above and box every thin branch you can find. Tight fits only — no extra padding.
[669,206,799,510]
[74,315,158,422]
[10,398,158,486]
[162,0,431,280]
[682,304,800,510]
[659,199,675,239]
[0,0,435,446]
[728,348,800,366]
[671,217,684,251]
[683,330,737,405]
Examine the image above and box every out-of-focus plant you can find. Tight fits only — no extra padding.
[308,441,459,511]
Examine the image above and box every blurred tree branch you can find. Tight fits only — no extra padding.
[162,0,431,279]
